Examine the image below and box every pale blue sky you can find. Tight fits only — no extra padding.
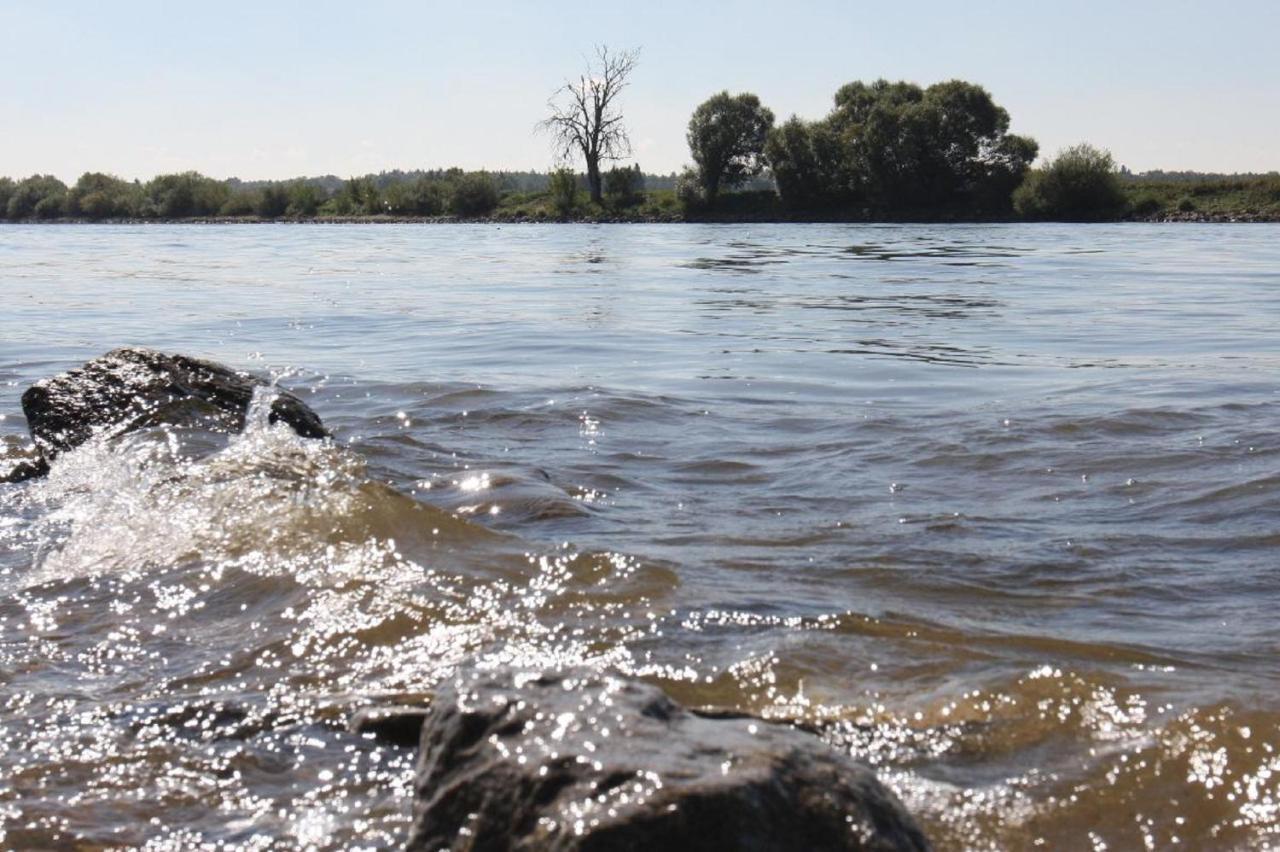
[2,1,1277,181]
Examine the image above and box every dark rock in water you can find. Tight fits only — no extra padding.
[350,705,433,748]
[407,669,930,851]
[19,347,327,461]
[1,454,50,484]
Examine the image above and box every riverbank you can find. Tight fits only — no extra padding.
[6,179,1278,225]
[6,210,1278,224]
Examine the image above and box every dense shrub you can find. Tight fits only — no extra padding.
[286,182,325,217]
[0,177,14,215]
[548,167,579,215]
[674,166,704,210]
[218,192,257,217]
[255,183,290,218]
[604,164,644,206]
[7,175,68,220]
[383,177,446,215]
[336,177,382,215]
[1177,196,1197,213]
[1130,194,1161,217]
[68,173,140,219]
[144,172,229,218]
[447,172,499,216]
[1013,143,1127,220]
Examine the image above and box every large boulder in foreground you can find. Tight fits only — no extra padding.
[407,668,930,851]
[19,347,327,461]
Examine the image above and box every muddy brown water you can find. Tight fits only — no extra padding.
[1,223,1278,849]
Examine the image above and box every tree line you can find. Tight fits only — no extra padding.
[0,169,508,221]
[3,45,1271,223]
[0,166,692,222]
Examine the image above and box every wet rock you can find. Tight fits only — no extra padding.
[350,705,433,747]
[19,347,327,462]
[1,454,50,484]
[407,668,930,851]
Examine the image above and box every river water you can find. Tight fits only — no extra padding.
[0,223,1277,849]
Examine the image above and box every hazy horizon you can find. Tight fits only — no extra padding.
[3,0,1278,184]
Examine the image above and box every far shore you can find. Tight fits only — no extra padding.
[4,209,1278,226]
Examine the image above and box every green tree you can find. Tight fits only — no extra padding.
[974,133,1040,211]
[763,117,846,208]
[7,175,68,220]
[539,46,639,205]
[1013,143,1127,220]
[548,167,580,216]
[822,79,1037,210]
[687,92,775,203]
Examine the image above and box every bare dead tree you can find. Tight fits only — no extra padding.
[538,46,639,205]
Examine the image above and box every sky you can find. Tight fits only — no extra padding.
[2,0,1277,182]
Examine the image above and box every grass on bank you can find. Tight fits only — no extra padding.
[1122,175,1280,219]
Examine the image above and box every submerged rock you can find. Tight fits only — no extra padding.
[1,453,50,484]
[350,705,433,748]
[407,668,930,851]
[15,347,327,468]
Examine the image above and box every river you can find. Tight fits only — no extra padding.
[1,223,1277,849]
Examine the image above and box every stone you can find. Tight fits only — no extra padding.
[19,347,327,461]
[407,668,930,851]
[1,454,50,484]
[350,705,433,748]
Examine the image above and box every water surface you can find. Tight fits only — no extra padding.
[1,223,1277,849]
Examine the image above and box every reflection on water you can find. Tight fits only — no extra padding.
[1,223,1279,848]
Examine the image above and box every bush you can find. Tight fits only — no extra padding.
[1129,194,1161,217]
[286,182,324,217]
[604,164,644,207]
[68,172,140,219]
[255,183,290,218]
[674,166,705,210]
[548,167,579,215]
[383,177,446,215]
[7,175,68,220]
[338,177,382,215]
[34,193,67,219]
[145,172,229,218]
[1013,144,1126,221]
[0,178,14,215]
[448,172,499,216]
[1176,196,1197,213]
[218,192,257,217]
